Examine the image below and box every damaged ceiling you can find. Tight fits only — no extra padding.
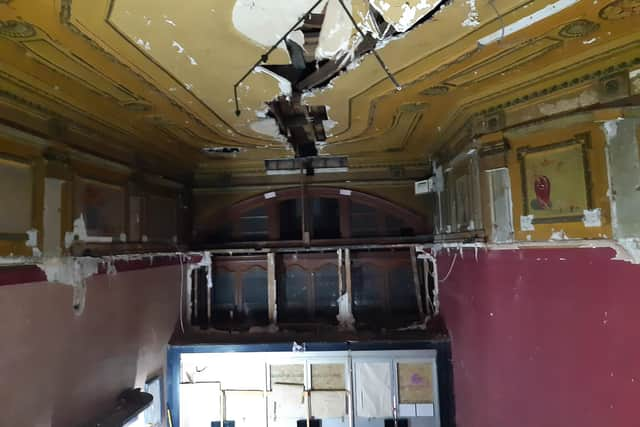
[0,0,639,179]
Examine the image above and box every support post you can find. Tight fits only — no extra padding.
[410,246,425,319]
[337,248,344,295]
[423,257,432,316]
[267,251,277,324]
[344,248,353,310]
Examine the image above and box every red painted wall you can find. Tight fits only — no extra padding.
[0,265,181,426]
[437,247,640,427]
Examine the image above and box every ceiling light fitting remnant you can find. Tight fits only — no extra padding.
[202,146,242,154]
[265,155,348,176]
[232,0,401,116]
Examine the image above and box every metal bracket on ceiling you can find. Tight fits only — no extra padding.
[232,0,402,117]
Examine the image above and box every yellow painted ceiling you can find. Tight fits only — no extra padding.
[0,0,639,178]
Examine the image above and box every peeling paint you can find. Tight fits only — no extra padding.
[549,229,570,241]
[316,0,354,60]
[232,0,328,49]
[538,90,599,116]
[583,208,602,228]
[520,215,535,231]
[603,120,620,139]
[462,0,479,27]
[253,66,292,96]
[38,257,101,315]
[612,238,640,264]
[249,118,286,141]
[136,38,151,51]
[64,215,88,248]
[171,40,184,53]
[25,229,38,247]
[187,251,213,289]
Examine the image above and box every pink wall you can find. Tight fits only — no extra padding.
[0,265,181,426]
[437,247,640,427]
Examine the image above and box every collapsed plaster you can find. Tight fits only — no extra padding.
[316,0,355,60]
[38,257,101,315]
[233,0,446,150]
[249,118,287,142]
[232,0,328,49]
[583,208,602,228]
[520,215,535,231]
[336,292,355,331]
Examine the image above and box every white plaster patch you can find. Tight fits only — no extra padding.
[613,238,640,264]
[286,30,306,50]
[232,0,327,49]
[264,191,277,200]
[249,118,286,141]
[549,229,569,241]
[630,68,640,95]
[171,40,184,53]
[323,119,338,136]
[339,189,352,196]
[462,0,480,27]
[603,120,619,139]
[65,215,88,248]
[520,215,535,231]
[25,229,38,247]
[253,66,292,96]
[583,208,602,228]
[370,0,439,32]
[164,18,176,27]
[38,257,101,315]
[187,251,213,290]
[136,38,152,51]
[336,292,355,331]
[119,233,127,243]
[316,0,354,60]
[188,56,198,65]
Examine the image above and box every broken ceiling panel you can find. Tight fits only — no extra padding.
[369,0,444,32]
[231,0,328,49]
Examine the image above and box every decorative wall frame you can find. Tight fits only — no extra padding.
[517,133,592,223]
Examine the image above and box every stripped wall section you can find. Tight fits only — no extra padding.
[0,265,182,426]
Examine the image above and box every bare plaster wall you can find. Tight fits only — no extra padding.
[604,118,640,238]
[0,265,181,427]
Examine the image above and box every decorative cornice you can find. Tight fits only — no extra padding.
[599,0,640,20]
[481,56,640,115]
[0,20,36,38]
[558,19,600,39]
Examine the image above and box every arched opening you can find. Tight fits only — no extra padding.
[195,186,431,246]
